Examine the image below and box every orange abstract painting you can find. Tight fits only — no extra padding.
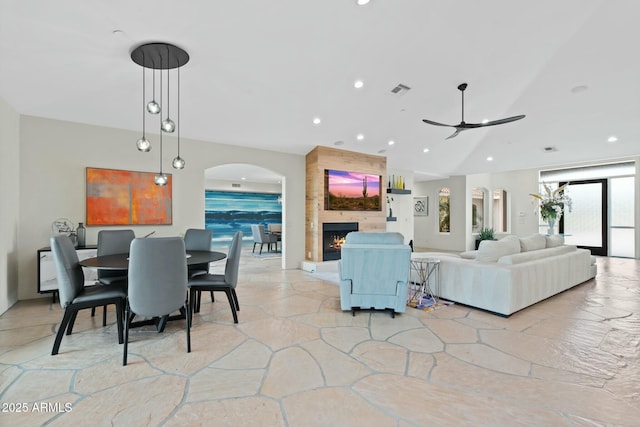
[86,168,172,225]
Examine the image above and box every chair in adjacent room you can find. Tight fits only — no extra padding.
[250,224,278,254]
[50,235,125,356]
[188,231,242,324]
[93,229,135,326]
[124,237,190,366]
[339,232,412,318]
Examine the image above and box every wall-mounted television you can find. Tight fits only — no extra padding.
[324,169,381,211]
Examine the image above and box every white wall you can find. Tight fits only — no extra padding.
[386,168,414,244]
[17,116,306,300]
[205,179,281,194]
[0,97,20,314]
[413,175,467,251]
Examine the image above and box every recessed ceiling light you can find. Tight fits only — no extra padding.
[334,140,344,146]
[356,134,364,141]
[607,136,618,143]
[112,29,124,36]
[312,117,321,125]
[388,140,395,146]
[423,148,430,153]
[241,177,246,180]
[486,156,493,161]
[354,80,364,89]
[356,0,371,5]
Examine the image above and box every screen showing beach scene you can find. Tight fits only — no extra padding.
[325,169,381,211]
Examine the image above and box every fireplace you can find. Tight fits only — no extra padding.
[322,222,359,261]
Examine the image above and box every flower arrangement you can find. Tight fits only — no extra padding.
[530,183,572,221]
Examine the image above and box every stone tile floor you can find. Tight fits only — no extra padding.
[0,252,638,426]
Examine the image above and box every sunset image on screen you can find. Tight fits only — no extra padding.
[326,170,381,211]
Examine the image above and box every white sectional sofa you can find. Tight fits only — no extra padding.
[419,234,597,316]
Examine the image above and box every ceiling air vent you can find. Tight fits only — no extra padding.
[390,83,411,95]
[232,183,241,188]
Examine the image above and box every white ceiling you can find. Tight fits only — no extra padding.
[2,0,639,183]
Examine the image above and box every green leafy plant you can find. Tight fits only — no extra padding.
[478,227,495,241]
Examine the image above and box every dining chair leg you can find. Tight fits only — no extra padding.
[185,302,191,353]
[224,288,238,324]
[52,307,75,355]
[231,289,240,311]
[123,304,131,366]
[210,291,215,303]
[188,289,195,327]
[115,299,124,344]
[66,310,79,335]
[102,305,107,327]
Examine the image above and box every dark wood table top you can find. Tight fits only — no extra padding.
[79,250,226,270]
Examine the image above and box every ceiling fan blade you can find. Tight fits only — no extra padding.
[481,115,526,127]
[445,128,464,140]
[422,119,454,127]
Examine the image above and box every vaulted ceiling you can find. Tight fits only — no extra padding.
[1,0,639,182]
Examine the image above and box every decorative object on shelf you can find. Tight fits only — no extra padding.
[131,42,190,184]
[51,218,75,236]
[76,222,86,247]
[413,196,428,217]
[530,183,572,235]
[387,195,394,218]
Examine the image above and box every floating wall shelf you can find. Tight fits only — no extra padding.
[386,217,397,222]
[386,189,411,195]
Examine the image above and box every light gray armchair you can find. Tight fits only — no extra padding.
[124,237,190,365]
[251,224,278,254]
[339,232,411,317]
[188,231,242,324]
[50,235,125,355]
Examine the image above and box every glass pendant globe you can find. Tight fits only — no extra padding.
[172,156,185,169]
[161,118,175,133]
[146,100,160,114]
[136,136,151,152]
[154,173,168,186]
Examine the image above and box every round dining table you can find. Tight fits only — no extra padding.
[79,250,226,331]
[79,250,226,270]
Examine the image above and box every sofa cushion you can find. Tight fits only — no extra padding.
[519,234,546,252]
[459,250,478,260]
[476,235,521,262]
[545,235,565,248]
[497,245,576,265]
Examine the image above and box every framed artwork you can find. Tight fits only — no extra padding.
[414,196,428,216]
[86,167,172,225]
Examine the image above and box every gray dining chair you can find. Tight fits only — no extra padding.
[188,231,242,324]
[123,237,190,366]
[92,229,135,326]
[50,235,125,355]
[251,224,278,254]
[184,228,213,278]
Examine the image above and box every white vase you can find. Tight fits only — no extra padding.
[547,218,555,235]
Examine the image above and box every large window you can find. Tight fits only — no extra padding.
[439,187,450,233]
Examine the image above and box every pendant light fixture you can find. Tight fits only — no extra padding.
[131,42,189,184]
[172,66,185,169]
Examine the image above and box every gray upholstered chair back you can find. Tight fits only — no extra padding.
[184,228,212,251]
[50,235,84,308]
[250,224,263,242]
[127,237,188,317]
[97,229,135,280]
[224,231,243,288]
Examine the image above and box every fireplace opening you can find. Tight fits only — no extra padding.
[322,222,358,261]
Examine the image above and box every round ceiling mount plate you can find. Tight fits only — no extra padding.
[131,42,189,69]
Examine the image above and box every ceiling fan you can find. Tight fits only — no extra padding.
[422,83,525,140]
